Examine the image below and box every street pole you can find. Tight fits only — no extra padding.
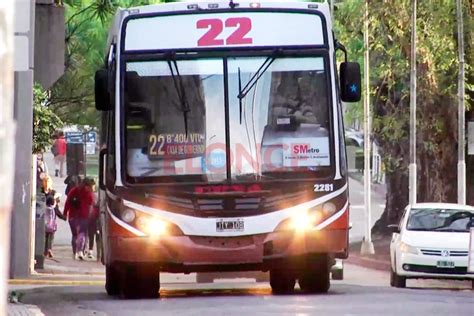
[0,1,15,314]
[456,0,466,205]
[409,0,417,206]
[361,0,374,255]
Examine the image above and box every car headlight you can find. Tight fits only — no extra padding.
[399,242,418,254]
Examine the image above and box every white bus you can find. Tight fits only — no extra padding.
[95,0,361,298]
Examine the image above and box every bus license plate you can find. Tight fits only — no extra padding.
[436,260,455,268]
[216,219,244,232]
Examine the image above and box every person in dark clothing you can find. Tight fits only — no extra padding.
[64,175,81,195]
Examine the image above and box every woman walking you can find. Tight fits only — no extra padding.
[63,177,96,260]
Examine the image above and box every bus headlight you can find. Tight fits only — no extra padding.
[322,202,337,216]
[121,208,136,223]
[136,216,168,237]
[290,211,321,231]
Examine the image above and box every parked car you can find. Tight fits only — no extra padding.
[389,203,474,289]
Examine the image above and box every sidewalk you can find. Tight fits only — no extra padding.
[347,235,392,271]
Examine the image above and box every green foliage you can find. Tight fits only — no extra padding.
[50,0,160,127]
[32,84,63,154]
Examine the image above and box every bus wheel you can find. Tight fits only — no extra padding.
[270,268,296,294]
[119,264,160,299]
[105,265,120,296]
[298,255,330,294]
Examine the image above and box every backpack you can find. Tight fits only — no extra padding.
[51,142,59,156]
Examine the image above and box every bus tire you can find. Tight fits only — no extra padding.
[119,264,160,299]
[298,255,330,294]
[270,268,295,294]
[105,265,120,296]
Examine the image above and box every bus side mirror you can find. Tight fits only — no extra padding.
[340,62,361,102]
[99,148,107,190]
[95,69,112,111]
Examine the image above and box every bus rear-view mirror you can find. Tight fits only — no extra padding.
[340,62,361,103]
[95,69,112,111]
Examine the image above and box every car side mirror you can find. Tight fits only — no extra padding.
[95,69,112,111]
[387,224,400,234]
[340,62,361,102]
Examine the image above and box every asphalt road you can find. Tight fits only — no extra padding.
[18,264,474,316]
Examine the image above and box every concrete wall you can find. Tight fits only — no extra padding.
[34,3,65,89]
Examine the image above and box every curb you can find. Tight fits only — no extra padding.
[346,255,391,271]
[8,303,44,316]
[9,279,105,286]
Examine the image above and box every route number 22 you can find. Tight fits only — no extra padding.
[197,17,253,46]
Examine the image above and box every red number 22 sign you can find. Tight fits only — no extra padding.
[197,17,253,46]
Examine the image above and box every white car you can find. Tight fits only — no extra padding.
[390,203,474,289]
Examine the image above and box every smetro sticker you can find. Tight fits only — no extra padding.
[282,137,330,167]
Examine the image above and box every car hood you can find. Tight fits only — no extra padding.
[402,230,470,249]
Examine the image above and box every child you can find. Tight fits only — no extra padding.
[44,195,58,258]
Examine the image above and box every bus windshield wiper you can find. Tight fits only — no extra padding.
[237,55,277,124]
[167,56,190,135]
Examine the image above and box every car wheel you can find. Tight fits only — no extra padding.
[390,268,406,288]
[298,255,330,294]
[270,267,296,294]
[105,265,120,296]
[119,263,160,299]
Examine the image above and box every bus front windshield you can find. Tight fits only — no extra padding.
[124,56,332,183]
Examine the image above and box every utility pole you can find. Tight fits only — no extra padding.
[409,0,417,206]
[456,0,466,204]
[0,1,15,314]
[361,0,374,255]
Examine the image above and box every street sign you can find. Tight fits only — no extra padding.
[86,131,97,143]
[468,122,474,155]
[65,131,84,144]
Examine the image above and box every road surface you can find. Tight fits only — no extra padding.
[16,263,473,315]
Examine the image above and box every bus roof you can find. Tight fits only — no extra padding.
[107,1,331,47]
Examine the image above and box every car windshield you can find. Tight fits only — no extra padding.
[123,56,332,183]
[406,208,474,232]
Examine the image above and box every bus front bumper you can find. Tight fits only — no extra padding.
[107,229,347,271]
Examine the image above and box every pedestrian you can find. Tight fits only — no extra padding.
[86,198,100,260]
[64,175,80,195]
[63,177,96,260]
[44,195,58,258]
[51,131,67,177]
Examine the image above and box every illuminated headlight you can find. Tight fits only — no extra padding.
[136,216,168,237]
[121,208,136,223]
[399,242,418,255]
[290,211,321,231]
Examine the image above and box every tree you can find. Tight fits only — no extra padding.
[335,0,473,234]
[49,0,157,127]
[32,84,63,154]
